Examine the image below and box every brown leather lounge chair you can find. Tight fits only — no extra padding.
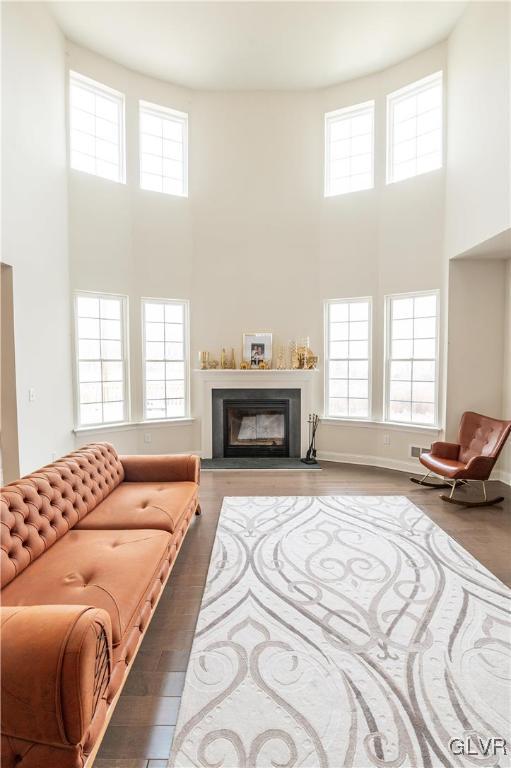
[411,411,511,507]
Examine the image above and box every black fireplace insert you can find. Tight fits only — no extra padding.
[223,399,289,457]
[211,388,301,458]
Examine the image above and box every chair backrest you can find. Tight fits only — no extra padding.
[458,411,511,464]
[1,443,124,589]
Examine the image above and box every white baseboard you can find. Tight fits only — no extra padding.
[191,447,510,486]
[316,450,421,475]
[317,450,511,486]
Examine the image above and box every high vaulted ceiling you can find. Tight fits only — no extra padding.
[48,1,467,91]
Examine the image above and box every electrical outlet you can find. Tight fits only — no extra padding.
[383,433,390,446]
[28,387,36,402]
[51,452,57,462]
[144,432,152,444]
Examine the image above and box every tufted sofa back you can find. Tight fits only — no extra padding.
[0,443,124,588]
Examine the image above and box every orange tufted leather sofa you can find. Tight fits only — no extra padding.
[0,443,201,768]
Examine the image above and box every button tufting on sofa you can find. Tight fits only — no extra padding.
[1,442,200,767]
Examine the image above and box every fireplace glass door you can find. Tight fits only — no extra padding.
[224,400,289,457]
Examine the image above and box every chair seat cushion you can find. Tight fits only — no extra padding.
[74,481,198,534]
[1,528,172,647]
[420,453,466,478]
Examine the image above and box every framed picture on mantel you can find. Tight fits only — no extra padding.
[243,332,273,368]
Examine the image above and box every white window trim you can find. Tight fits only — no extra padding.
[141,297,190,422]
[324,100,375,198]
[69,71,126,184]
[139,100,189,198]
[386,70,443,185]
[384,288,440,428]
[324,296,373,421]
[73,290,130,429]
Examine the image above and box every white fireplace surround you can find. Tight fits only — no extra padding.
[195,369,318,459]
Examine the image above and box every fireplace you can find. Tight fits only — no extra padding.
[212,388,301,458]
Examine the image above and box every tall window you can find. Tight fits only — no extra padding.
[142,299,188,420]
[387,71,442,184]
[69,71,125,183]
[326,298,371,419]
[74,292,128,426]
[325,101,374,197]
[385,291,439,426]
[139,101,188,197]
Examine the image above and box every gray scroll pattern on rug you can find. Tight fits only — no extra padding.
[168,496,511,768]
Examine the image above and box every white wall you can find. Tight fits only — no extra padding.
[0,264,19,483]
[68,45,197,455]
[316,46,447,467]
[501,261,511,482]
[446,259,507,436]
[67,42,447,470]
[1,2,74,474]
[443,1,511,484]
[445,2,510,258]
[4,7,508,481]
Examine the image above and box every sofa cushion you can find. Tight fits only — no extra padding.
[1,528,171,647]
[1,443,124,589]
[74,481,198,534]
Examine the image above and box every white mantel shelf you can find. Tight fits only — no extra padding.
[194,369,318,376]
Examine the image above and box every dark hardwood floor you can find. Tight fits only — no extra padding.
[94,462,511,768]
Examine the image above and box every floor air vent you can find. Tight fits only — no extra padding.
[410,445,430,459]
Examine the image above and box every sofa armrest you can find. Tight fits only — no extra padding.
[430,441,460,460]
[120,453,200,484]
[1,605,112,747]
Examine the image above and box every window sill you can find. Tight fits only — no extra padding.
[74,417,195,434]
[139,417,195,429]
[320,417,442,434]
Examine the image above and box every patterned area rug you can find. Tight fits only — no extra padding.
[169,496,511,768]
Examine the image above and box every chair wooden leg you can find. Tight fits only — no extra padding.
[410,472,450,490]
[440,494,505,508]
[440,480,504,508]
[195,503,202,516]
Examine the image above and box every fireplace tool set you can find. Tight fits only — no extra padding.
[301,413,320,465]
